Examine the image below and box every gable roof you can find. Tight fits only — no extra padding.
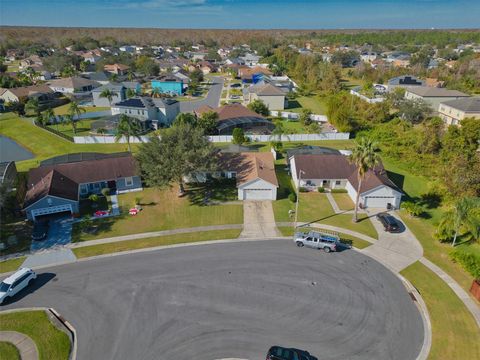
[406,86,469,98]
[292,154,399,194]
[196,103,265,121]
[219,152,278,187]
[48,76,100,89]
[0,84,53,99]
[104,63,130,71]
[248,83,285,96]
[114,96,177,109]
[441,97,480,113]
[92,82,125,93]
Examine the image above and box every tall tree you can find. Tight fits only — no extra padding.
[136,123,217,194]
[197,111,219,134]
[41,107,55,126]
[247,99,270,116]
[348,137,380,222]
[173,113,197,127]
[25,97,41,120]
[99,88,115,106]
[437,197,480,246]
[269,120,290,151]
[115,114,142,152]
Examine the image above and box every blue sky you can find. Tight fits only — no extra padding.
[0,0,479,29]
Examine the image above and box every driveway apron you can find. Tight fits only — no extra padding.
[240,201,281,238]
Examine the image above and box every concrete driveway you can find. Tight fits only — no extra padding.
[1,240,424,360]
[240,201,281,238]
[361,210,423,272]
[179,76,224,112]
[30,215,74,252]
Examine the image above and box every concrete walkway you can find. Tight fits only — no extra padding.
[240,201,281,238]
[0,331,38,360]
[110,195,120,216]
[69,224,243,248]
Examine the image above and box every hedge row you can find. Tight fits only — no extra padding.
[450,249,480,279]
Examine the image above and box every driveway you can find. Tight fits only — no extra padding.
[361,210,423,272]
[240,201,281,238]
[30,215,74,252]
[179,76,224,112]
[1,240,424,360]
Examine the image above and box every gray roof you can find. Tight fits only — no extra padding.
[407,86,470,98]
[92,83,125,93]
[441,97,480,113]
[122,81,141,90]
[114,96,177,109]
[246,83,285,96]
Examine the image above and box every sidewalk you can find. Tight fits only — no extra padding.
[0,331,38,360]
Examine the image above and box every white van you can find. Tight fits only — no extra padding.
[0,268,37,304]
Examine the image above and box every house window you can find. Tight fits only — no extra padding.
[230,172,237,179]
[94,183,101,190]
[80,185,88,195]
[335,180,341,185]
[125,177,134,186]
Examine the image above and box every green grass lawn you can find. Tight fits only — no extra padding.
[73,229,242,258]
[0,113,131,172]
[401,262,480,360]
[47,119,97,137]
[0,257,26,274]
[277,226,372,249]
[331,193,354,211]
[381,155,478,294]
[0,311,71,360]
[0,342,20,360]
[287,95,328,114]
[72,186,243,242]
[53,104,109,116]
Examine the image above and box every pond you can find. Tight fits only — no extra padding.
[0,135,34,162]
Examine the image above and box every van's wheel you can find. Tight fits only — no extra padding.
[323,247,331,253]
[296,242,304,247]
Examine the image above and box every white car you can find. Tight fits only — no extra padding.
[0,268,37,304]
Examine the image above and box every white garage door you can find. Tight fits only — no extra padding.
[31,204,73,220]
[363,196,395,208]
[244,189,272,200]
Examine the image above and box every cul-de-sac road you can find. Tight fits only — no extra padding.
[1,240,424,360]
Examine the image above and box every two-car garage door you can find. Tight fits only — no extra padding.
[363,196,397,209]
[244,189,273,200]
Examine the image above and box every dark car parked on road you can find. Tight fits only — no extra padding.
[267,346,316,360]
[31,220,49,241]
[376,212,401,233]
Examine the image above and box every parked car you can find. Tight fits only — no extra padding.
[0,268,37,304]
[266,346,315,360]
[294,230,340,252]
[376,212,401,233]
[31,220,49,241]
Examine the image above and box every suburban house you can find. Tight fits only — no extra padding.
[243,83,287,110]
[0,84,54,104]
[290,154,402,209]
[48,77,100,95]
[187,152,278,201]
[23,154,142,221]
[238,66,272,83]
[151,74,185,95]
[404,87,470,111]
[111,96,180,130]
[92,83,126,107]
[0,161,17,188]
[104,63,130,76]
[195,103,275,135]
[387,75,425,90]
[240,53,261,67]
[197,61,217,75]
[438,97,480,125]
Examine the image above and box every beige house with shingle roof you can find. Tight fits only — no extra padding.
[244,83,287,110]
[404,86,470,111]
[438,97,480,125]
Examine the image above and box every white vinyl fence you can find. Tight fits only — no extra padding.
[269,111,328,122]
[74,132,349,144]
[349,90,385,104]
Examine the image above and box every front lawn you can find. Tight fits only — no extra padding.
[0,257,26,274]
[401,262,480,360]
[331,193,354,211]
[0,113,131,171]
[0,342,20,360]
[72,186,243,242]
[73,229,242,258]
[0,311,71,360]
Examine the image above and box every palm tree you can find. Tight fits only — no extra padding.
[25,98,41,120]
[115,114,142,152]
[99,88,114,106]
[96,127,108,144]
[126,88,136,98]
[269,120,290,152]
[442,197,480,247]
[41,107,55,126]
[348,137,380,222]
[151,87,161,98]
[68,101,86,132]
[64,114,78,135]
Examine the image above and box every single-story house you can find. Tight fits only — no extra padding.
[48,77,101,95]
[238,66,272,83]
[438,97,480,126]
[195,103,275,135]
[23,154,142,221]
[111,96,180,130]
[187,152,279,201]
[404,87,470,111]
[243,83,287,110]
[197,61,217,75]
[104,63,130,76]
[290,154,402,209]
[0,85,54,104]
[151,74,184,95]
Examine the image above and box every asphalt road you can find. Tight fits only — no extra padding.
[179,76,224,113]
[1,240,424,360]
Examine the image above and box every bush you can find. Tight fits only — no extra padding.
[450,249,480,278]
[299,187,308,193]
[402,201,424,217]
[330,188,347,193]
[318,187,325,193]
[288,192,297,203]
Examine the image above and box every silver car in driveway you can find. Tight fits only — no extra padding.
[294,230,340,252]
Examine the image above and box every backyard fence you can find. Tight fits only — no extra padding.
[34,121,74,142]
[73,110,112,120]
[349,90,385,104]
[269,111,328,122]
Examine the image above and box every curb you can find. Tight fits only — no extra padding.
[0,307,78,360]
